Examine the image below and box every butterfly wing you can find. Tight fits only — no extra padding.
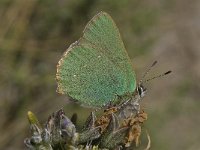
[56,12,136,107]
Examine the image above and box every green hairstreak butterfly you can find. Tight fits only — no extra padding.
[56,11,171,109]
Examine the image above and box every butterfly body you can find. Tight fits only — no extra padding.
[56,12,137,107]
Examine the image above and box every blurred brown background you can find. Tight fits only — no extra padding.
[0,0,200,149]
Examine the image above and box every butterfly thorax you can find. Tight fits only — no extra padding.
[117,83,147,118]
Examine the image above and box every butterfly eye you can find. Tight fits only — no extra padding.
[137,85,146,98]
[138,87,142,96]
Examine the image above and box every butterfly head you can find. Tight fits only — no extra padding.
[135,60,171,99]
[119,61,171,116]
[136,83,147,98]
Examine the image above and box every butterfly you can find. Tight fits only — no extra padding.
[56,11,171,110]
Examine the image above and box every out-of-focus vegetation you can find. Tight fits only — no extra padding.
[0,0,200,149]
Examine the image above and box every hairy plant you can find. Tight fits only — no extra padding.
[25,106,149,150]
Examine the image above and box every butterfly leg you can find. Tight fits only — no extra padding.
[133,101,140,114]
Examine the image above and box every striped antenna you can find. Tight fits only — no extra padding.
[139,61,158,85]
[144,70,172,83]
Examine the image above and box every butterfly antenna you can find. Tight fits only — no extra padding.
[144,70,172,83]
[139,60,158,84]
